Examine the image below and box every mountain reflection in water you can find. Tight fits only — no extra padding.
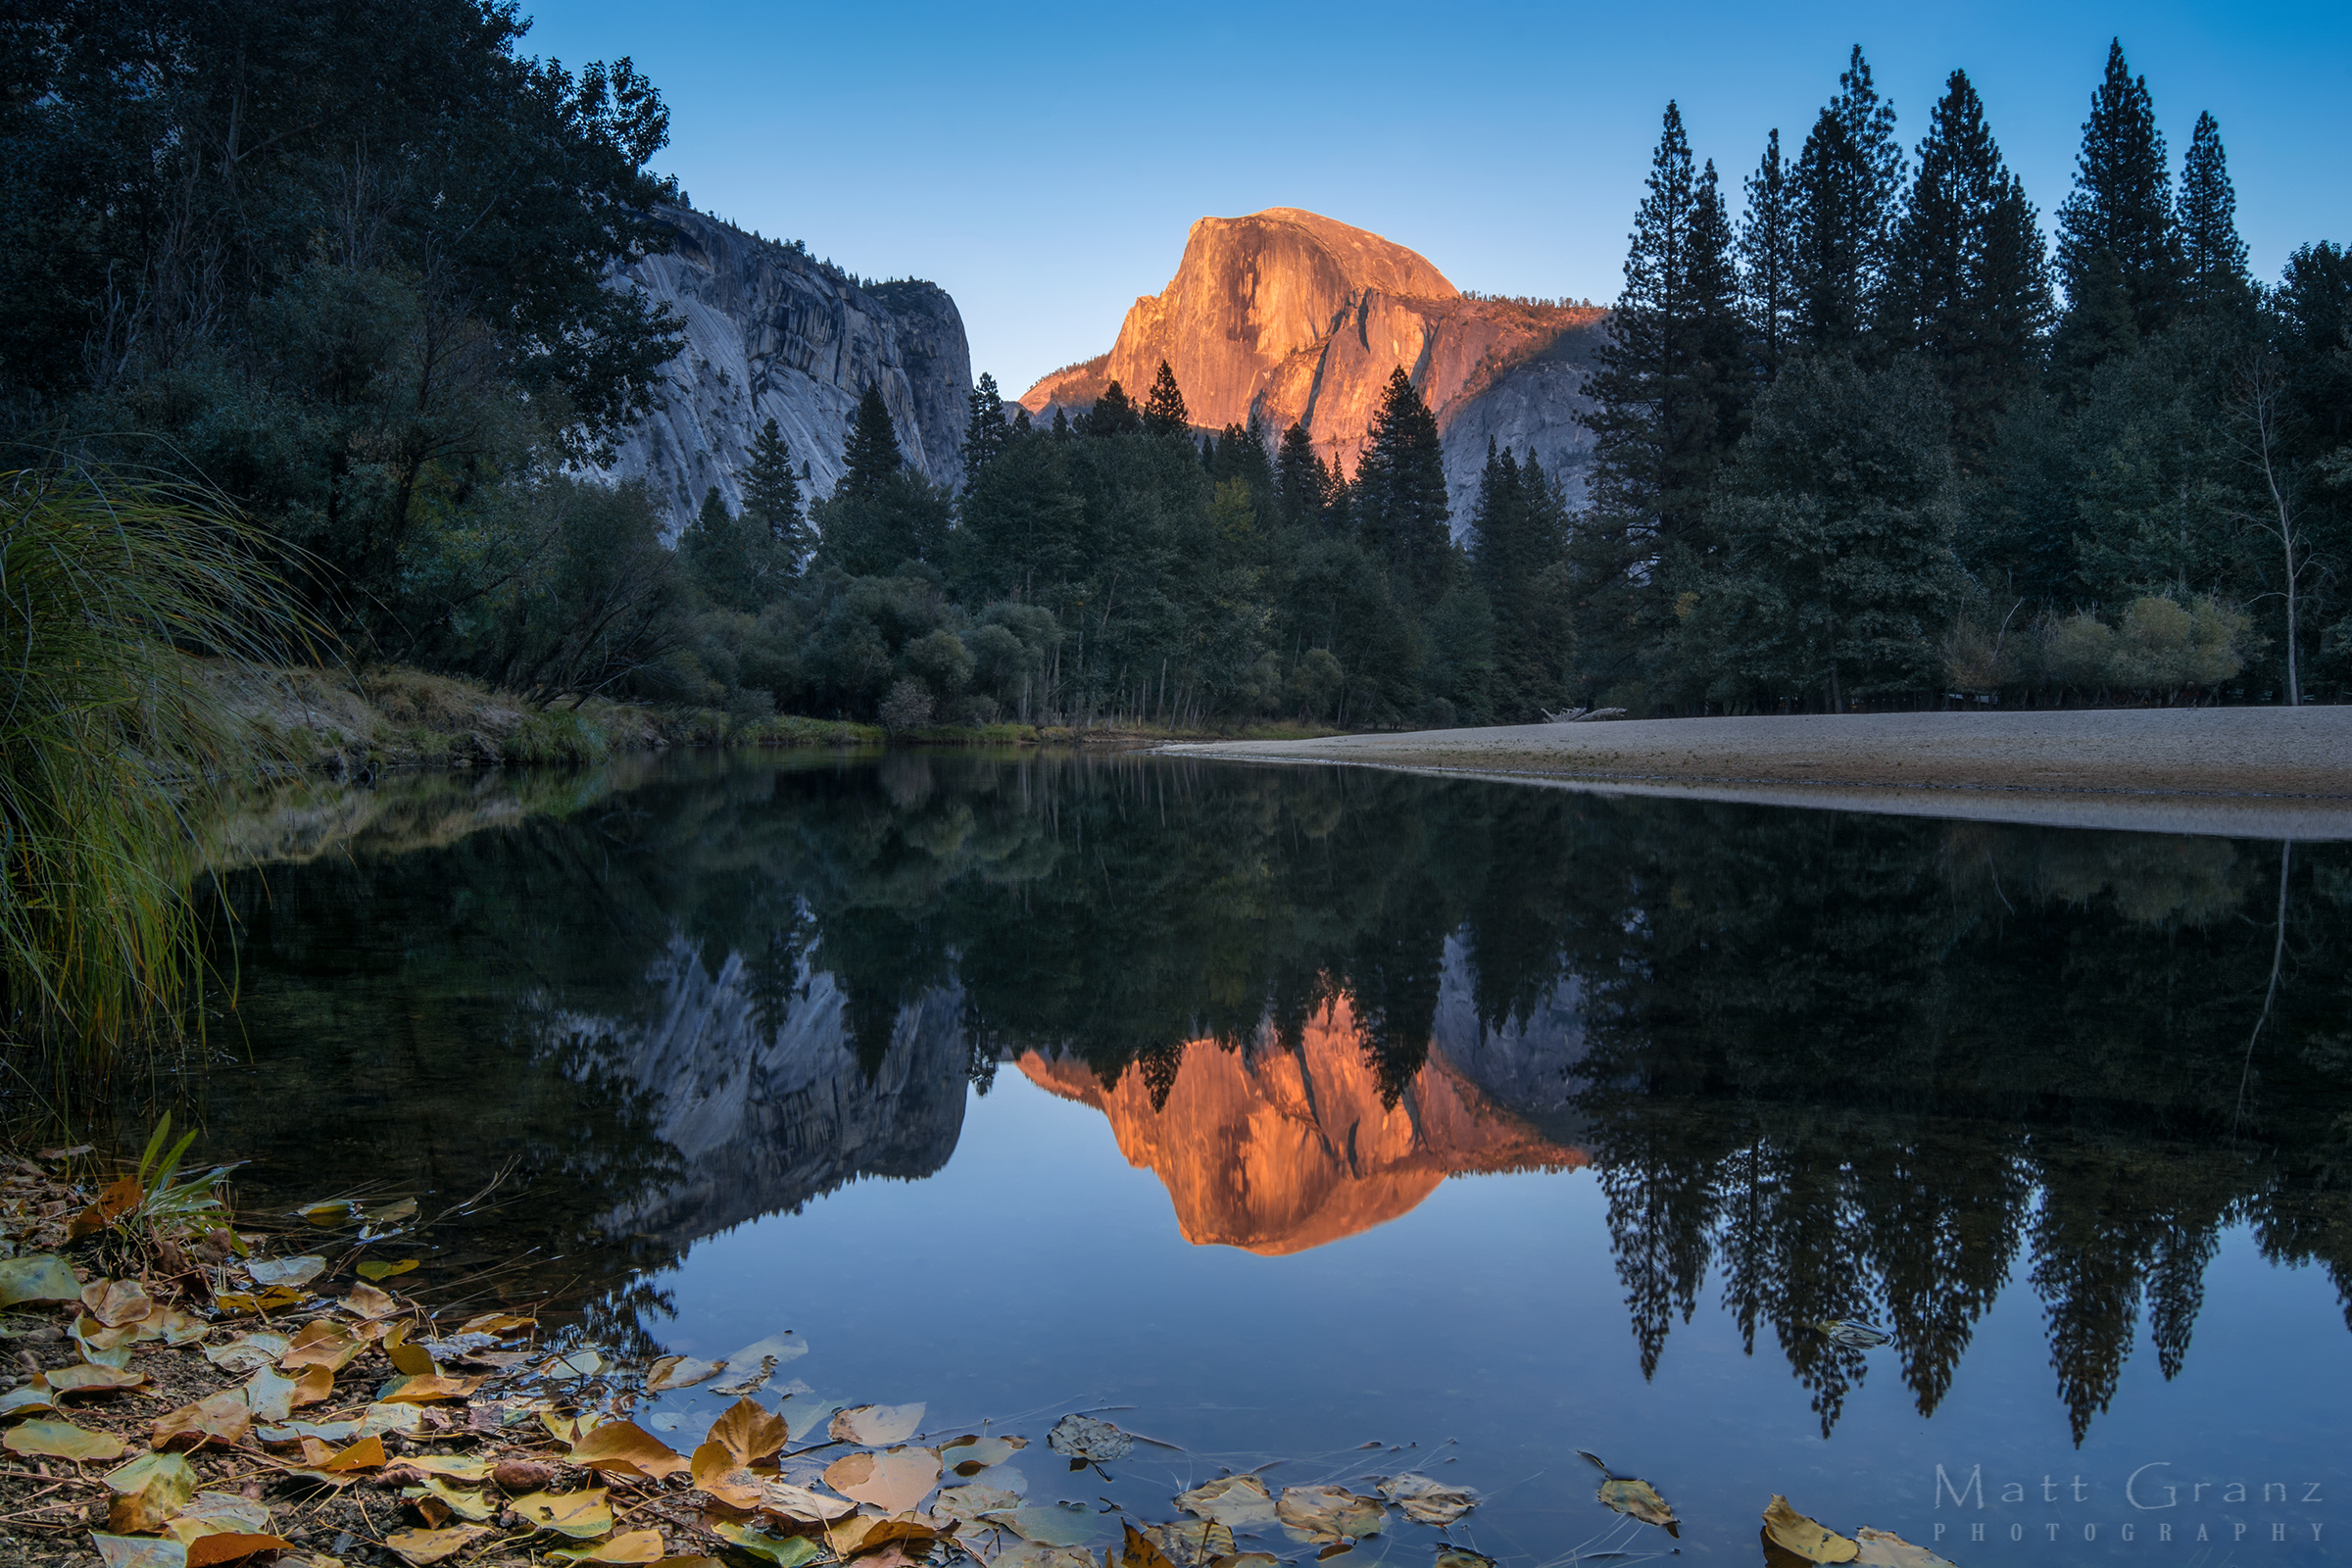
[180,752,2352,1448]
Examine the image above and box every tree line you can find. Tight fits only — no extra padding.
[1574,41,2350,712]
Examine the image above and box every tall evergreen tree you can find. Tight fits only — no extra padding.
[1791,46,1905,353]
[962,371,1010,481]
[840,383,904,500]
[1886,70,2054,460]
[1740,127,1799,385]
[1276,421,1331,527]
[1470,442,1574,718]
[1575,102,1747,695]
[2056,39,2183,344]
[2179,112,2253,315]
[1087,380,1141,437]
[739,416,809,568]
[680,484,783,612]
[1141,360,1190,435]
[1353,368,1451,604]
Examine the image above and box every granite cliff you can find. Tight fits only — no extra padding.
[1020,209,1607,524]
[601,207,972,538]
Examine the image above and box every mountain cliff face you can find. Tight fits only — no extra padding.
[601,208,972,538]
[1018,978,1588,1255]
[1020,209,1607,524]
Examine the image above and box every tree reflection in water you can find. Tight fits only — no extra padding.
[191,754,2352,1442]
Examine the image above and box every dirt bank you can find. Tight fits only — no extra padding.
[1164,708,2352,839]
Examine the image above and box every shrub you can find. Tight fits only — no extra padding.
[878,678,935,733]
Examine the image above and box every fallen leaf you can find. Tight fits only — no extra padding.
[1433,1551,1494,1568]
[280,1320,364,1373]
[941,1433,1028,1477]
[645,1354,725,1393]
[725,1332,806,1366]
[707,1396,788,1467]
[541,1348,606,1379]
[570,1419,688,1481]
[1175,1476,1278,1530]
[934,1483,1023,1526]
[406,1453,494,1481]
[779,1396,844,1445]
[1852,1527,1957,1568]
[4,1417,125,1461]
[356,1259,420,1283]
[47,1362,147,1397]
[1375,1473,1477,1526]
[512,1488,614,1539]
[203,1333,290,1374]
[1046,1413,1133,1467]
[210,1287,297,1316]
[300,1200,358,1227]
[382,1525,492,1565]
[1119,1523,1181,1568]
[1144,1517,1236,1568]
[826,1512,938,1558]
[322,1435,387,1471]
[757,1480,857,1524]
[402,1476,497,1522]
[89,1533,186,1568]
[1209,1555,1279,1568]
[68,1176,143,1241]
[107,1452,200,1533]
[245,1256,325,1290]
[376,1372,482,1404]
[291,1364,334,1408]
[995,1504,1110,1547]
[1809,1320,1892,1350]
[552,1532,668,1565]
[691,1439,763,1508]
[830,1402,924,1446]
[162,1490,272,1543]
[153,1308,210,1348]
[1762,1495,1860,1564]
[1597,1477,1679,1536]
[73,1316,138,1369]
[153,1390,252,1451]
[0,1382,57,1418]
[83,1279,155,1327]
[712,1522,824,1568]
[0,1252,83,1306]
[242,1367,302,1423]
[1276,1487,1385,1544]
[990,1546,1100,1568]
[342,1283,398,1318]
[458,1311,533,1336]
[183,1534,292,1567]
[825,1446,941,1514]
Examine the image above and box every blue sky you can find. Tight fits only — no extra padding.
[523,1,2351,396]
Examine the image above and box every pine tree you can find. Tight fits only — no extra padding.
[1886,70,2054,460]
[1354,368,1451,604]
[1276,421,1330,527]
[2179,112,2252,315]
[962,371,1009,482]
[1740,127,1799,385]
[1087,379,1140,437]
[840,382,904,500]
[739,416,810,568]
[2056,39,2183,343]
[1141,360,1190,435]
[680,484,775,612]
[1792,46,1905,353]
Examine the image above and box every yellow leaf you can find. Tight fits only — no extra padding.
[405,1453,495,1481]
[690,1440,763,1508]
[162,1490,272,1544]
[402,1476,496,1522]
[184,1533,293,1567]
[5,1418,126,1461]
[291,1364,334,1408]
[823,1446,941,1514]
[1853,1527,1957,1568]
[512,1488,614,1539]
[280,1320,364,1372]
[81,1279,155,1328]
[1596,1475,1679,1536]
[322,1435,387,1471]
[382,1525,492,1565]
[342,1282,398,1318]
[376,1372,482,1404]
[357,1259,419,1283]
[552,1531,668,1565]
[569,1419,688,1481]
[826,1512,938,1558]
[46,1362,147,1397]
[1274,1486,1384,1544]
[1762,1495,1861,1564]
[106,1452,199,1534]
[151,1390,252,1450]
[68,1175,143,1241]
[1120,1523,1182,1568]
[706,1396,788,1467]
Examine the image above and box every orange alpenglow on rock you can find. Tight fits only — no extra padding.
[1019,208,1606,499]
[1017,993,1584,1254]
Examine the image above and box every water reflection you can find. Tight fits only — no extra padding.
[183,753,2352,1448]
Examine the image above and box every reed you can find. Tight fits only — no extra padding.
[0,465,303,1074]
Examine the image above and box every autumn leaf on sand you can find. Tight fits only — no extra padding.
[0,1253,82,1306]
[151,1390,252,1450]
[551,1531,668,1565]
[1578,1450,1679,1537]
[383,1525,494,1565]
[105,1452,198,1534]
[1761,1495,1861,1564]
[706,1396,788,1467]
[512,1488,614,1540]
[568,1418,688,1480]
[823,1446,941,1514]
[4,1419,125,1461]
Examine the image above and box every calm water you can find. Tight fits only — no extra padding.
[166,754,2352,1561]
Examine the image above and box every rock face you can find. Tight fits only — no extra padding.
[1018,969,1588,1255]
[601,208,972,538]
[1019,208,1608,526]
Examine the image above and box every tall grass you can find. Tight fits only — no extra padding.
[0,466,302,1073]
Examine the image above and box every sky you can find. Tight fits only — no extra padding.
[520,1,2352,397]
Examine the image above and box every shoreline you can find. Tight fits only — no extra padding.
[1162,708,2352,839]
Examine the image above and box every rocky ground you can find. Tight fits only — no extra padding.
[1164,708,2352,838]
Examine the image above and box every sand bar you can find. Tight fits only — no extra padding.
[1163,708,2352,839]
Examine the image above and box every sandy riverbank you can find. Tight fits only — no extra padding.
[1163,708,2352,839]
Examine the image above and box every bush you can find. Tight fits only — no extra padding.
[501,707,610,765]
[878,679,935,733]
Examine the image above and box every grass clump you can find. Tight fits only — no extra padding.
[0,466,300,1069]
[501,706,611,765]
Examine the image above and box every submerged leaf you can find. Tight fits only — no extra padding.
[829,1401,924,1446]
[1376,1473,1476,1526]
[990,1547,1101,1568]
[934,1484,1023,1527]
[1596,1476,1678,1536]
[1852,1527,1957,1568]
[1762,1495,1860,1564]
[1120,1523,1182,1568]
[1175,1475,1278,1530]
[824,1445,941,1513]
[5,1418,125,1461]
[1144,1517,1236,1568]
[1434,1551,1495,1568]
[941,1433,1028,1477]
[1046,1413,1133,1466]
[355,1259,419,1283]
[1276,1486,1385,1544]
[995,1504,1111,1547]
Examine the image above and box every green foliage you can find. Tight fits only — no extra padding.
[1086,381,1141,438]
[501,708,612,766]
[840,384,906,501]
[1354,369,1453,603]
[740,419,810,565]
[2057,39,2184,345]
[2179,113,2253,317]
[1141,362,1191,436]
[0,466,302,1065]
[1791,46,1905,353]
